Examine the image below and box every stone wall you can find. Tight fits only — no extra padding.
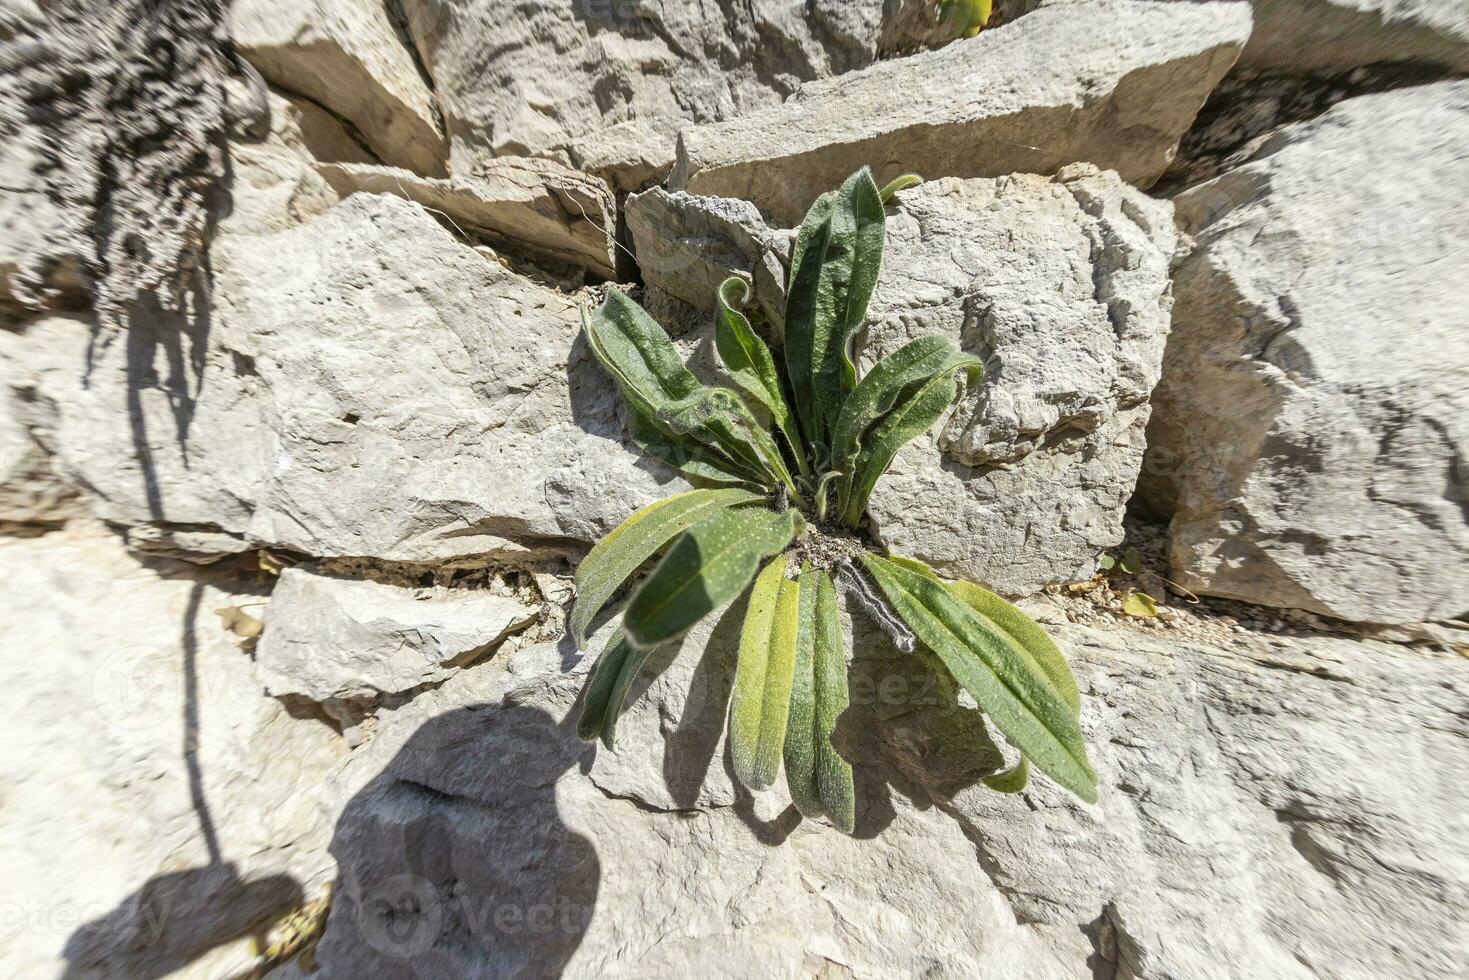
[0,1,1464,977]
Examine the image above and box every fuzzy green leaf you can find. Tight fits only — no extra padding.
[576,629,655,749]
[860,555,1097,802]
[878,174,922,203]
[585,291,792,492]
[943,578,1082,716]
[982,754,1030,793]
[830,337,980,517]
[843,351,981,526]
[583,290,699,418]
[729,556,800,789]
[570,488,761,649]
[623,506,803,650]
[626,403,766,489]
[887,554,1082,718]
[714,276,805,471]
[784,167,886,449]
[656,386,794,492]
[783,191,834,450]
[784,567,855,833]
[887,554,1080,797]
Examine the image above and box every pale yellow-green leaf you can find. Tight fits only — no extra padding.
[1122,590,1159,618]
[729,557,800,790]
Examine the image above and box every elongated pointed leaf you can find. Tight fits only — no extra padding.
[715,276,804,469]
[784,168,886,448]
[830,337,980,515]
[783,191,834,449]
[887,554,1078,796]
[729,557,800,789]
[571,488,761,649]
[885,554,1081,715]
[943,579,1081,716]
[656,386,787,488]
[859,554,1097,802]
[585,291,792,492]
[576,629,656,748]
[623,506,803,650]
[584,291,699,418]
[785,567,855,833]
[626,403,765,488]
[843,352,981,526]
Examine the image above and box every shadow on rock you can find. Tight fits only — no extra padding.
[60,866,302,979]
[314,703,598,977]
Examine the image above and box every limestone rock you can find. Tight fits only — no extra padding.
[26,192,679,561]
[864,167,1177,594]
[0,525,344,978]
[0,95,87,310]
[309,600,1468,979]
[671,0,1251,225]
[315,158,617,278]
[256,566,541,711]
[0,317,88,523]
[624,187,790,330]
[1241,0,1469,76]
[397,0,897,192]
[231,0,449,176]
[225,87,376,237]
[1142,82,1469,624]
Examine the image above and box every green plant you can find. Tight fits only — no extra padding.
[573,167,1095,833]
[941,0,993,38]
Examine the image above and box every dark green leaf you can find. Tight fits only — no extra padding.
[622,506,803,650]
[784,567,855,832]
[829,337,980,517]
[784,167,886,447]
[571,488,761,649]
[843,351,981,526]
[584,291,795,494]
[714,276,805,472]
[576,629,655,749]
[626,402,766,488]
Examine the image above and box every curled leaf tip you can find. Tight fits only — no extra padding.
[719,274,753,308]
[879,174,923,203]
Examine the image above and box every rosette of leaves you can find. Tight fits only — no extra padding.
[572,167,1095,833]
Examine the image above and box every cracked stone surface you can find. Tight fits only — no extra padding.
[231,0,449,176]
[396,0,904,192]
[4,192,681,562]
[670,0,1250,225]
[309,598,1468,979]
[1141,82,1469,624]
[315,158,618,278]
[0,525,345,979]
[255,565,542,714]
